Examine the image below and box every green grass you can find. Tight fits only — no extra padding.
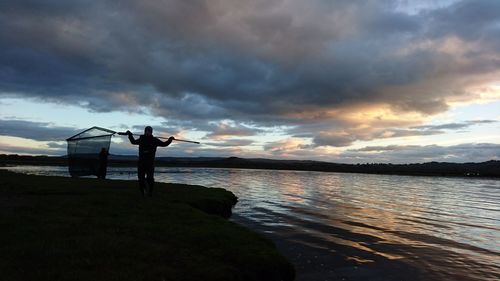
[0,170,295,281]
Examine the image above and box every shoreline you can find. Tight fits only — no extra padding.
[0,170,295,281]
[231,214,498,281]
[230,214,423,281]
[2,157,500,179]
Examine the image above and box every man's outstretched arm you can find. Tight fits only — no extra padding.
[157,136,175,147]
[127,131,140,145]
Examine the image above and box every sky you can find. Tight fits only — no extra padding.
[0,0,499,163]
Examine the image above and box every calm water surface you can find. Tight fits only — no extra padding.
[3,165,500,280]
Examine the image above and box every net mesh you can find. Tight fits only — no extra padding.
[66,127,114,177]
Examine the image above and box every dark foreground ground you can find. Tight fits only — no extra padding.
[0,170,294,281]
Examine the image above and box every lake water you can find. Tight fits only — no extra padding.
[3,165,499,280]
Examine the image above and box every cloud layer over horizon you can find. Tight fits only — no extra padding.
[0,0,499,162]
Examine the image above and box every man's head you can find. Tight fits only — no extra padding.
[144,126,153,136]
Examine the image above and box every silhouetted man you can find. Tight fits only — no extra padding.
[127,126,174,197]
[97,147,108,179]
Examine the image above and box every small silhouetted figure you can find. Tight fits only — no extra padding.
[97,148,109,179]
[127,126,174,197]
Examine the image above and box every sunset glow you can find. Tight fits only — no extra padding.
[0,0,499,163]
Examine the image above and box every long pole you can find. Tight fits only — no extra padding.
[116,132,200,144]
[172,139,200,144]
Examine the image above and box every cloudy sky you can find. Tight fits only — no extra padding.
[0,0,499,163]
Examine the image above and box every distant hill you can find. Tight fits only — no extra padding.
[1,154,499,178]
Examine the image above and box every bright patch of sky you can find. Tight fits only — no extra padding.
[394,0,460,14]
[0,97,163,131]
[1,96,498,158]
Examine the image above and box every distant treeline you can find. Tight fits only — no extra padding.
[1,154,499,178]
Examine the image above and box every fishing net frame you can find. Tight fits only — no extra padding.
[66,126,116,177]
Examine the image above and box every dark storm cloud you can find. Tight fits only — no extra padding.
[303,119,497,147]
[340,143,500,163]
[205,123,263,139]
[313,133,357,147]
[262,137,314,155]
[264,142,500,163]
[47,142,66,149]
[0,0,499,145]
[0,144,64,156]
[426,0,500,41]
[0,119,81,141]
[205,139,254,147]
[130,125,181,137]
[412,120,497,130]
[311,128,444,147]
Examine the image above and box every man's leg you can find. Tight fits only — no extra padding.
[97,166,106,179]
[138,162,146,197]
[146,163,155,197]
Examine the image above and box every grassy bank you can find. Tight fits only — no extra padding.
[0,170,295,281]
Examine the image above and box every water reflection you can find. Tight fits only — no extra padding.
[148,168,500,280]
[2,166,499,280]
